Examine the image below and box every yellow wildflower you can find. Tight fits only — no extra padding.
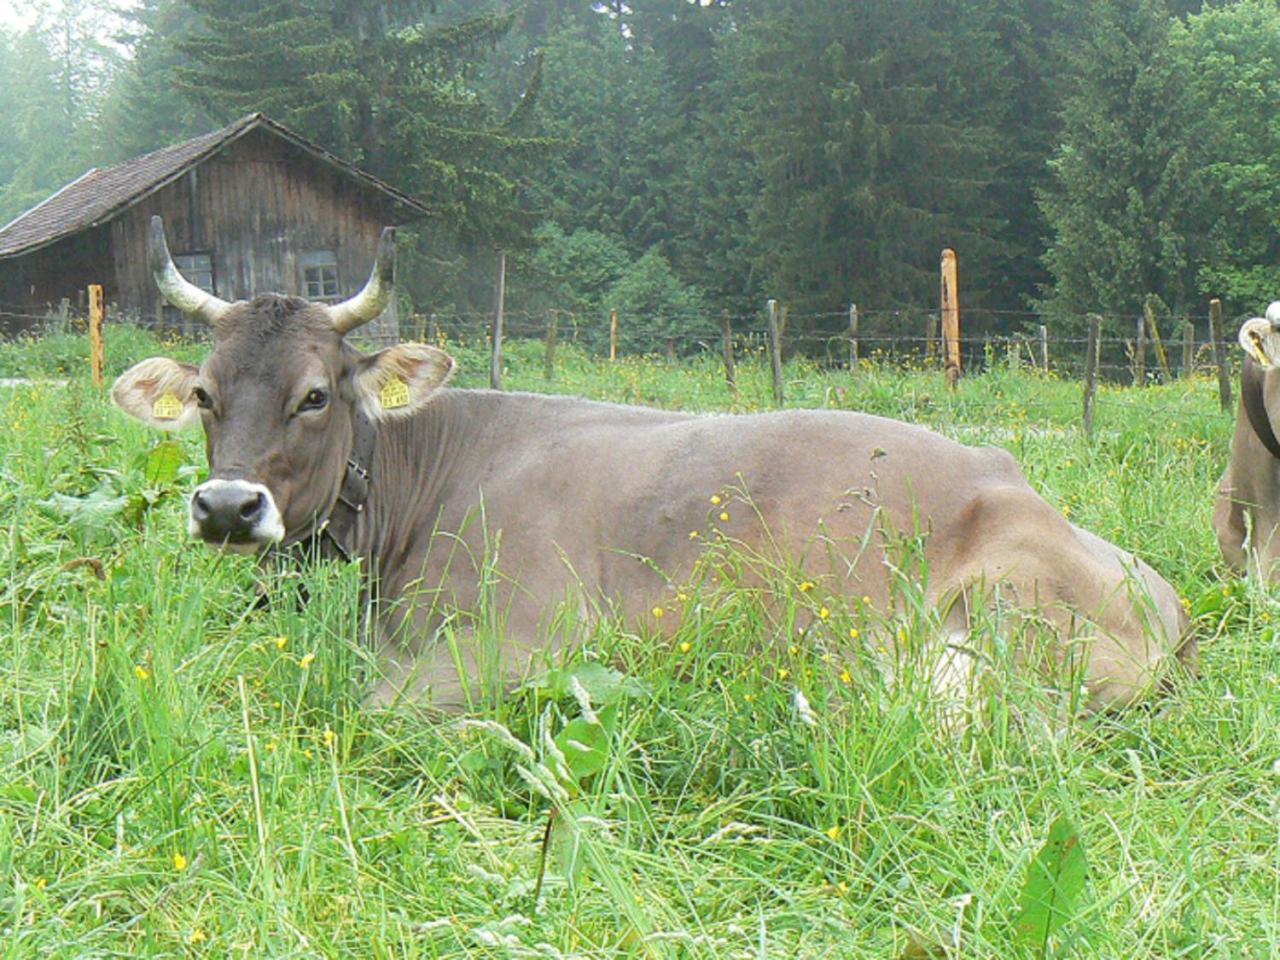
[187,929,207,945]
[173,852,188,871]
[788,645,799,656]
[778,668,790,680]
[134,665,150,681]
[688,530,700,539]
[826,825,841,840]
[33,876,47,890]
[818,607,830,620]
[743,693,755,704]
[272,636,288,650]
[798,581,814,593]
[719,511,729,522]
[652,606,665,618]
[839,668,852,684]
[679,641,691,653]
[323,728,335,749]
[848,628,859,640]
[710,494,722,505]
[299,652,315,669]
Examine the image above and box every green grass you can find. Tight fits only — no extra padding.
[0,328,1274,957]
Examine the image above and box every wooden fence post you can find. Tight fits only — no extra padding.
[848,303,859,374]
[767,298,784,407]
[1144,295,1172,381]
[940,248,960,388]
[88,284,104,387]
[544,310,558,381]
[719,309,736,393]
[1039,324,1049,372]
[490,250,505,390]
[1134,314,1147,386]
[428,312,438,343]
[1083,315,1101,438]
[610,308,619,362]
[1181,320,1194,378]
[1209,297,1232,412]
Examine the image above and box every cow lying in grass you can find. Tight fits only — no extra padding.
[113,217,1193,712]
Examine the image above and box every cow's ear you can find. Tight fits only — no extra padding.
[353,343,456,419]
[112,357,202,430]
[1240,316,1280,369]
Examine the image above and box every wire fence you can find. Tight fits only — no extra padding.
[0,300,1245,431]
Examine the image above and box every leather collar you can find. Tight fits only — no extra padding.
[276,407,377,563]
[1242,355,1280,461]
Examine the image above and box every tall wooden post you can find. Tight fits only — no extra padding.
[1144,296,1172,381]
[544,310,558,381]
[1134,315,1147,387]
[1039,324,1049,372]
[719,309,736,393]
[1083,315,1101,438]
[767,298,784,407]
[848,303,859,373]
[940,248,961,388]
[490,251,505,390]
[609,308,619,362]
[1181,320,1194,378]
[1209,298,1232,411]
[88,284,104,387]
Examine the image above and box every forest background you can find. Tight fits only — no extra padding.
[3,0,1280,350]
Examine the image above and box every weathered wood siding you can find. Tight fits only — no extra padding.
[112,128,400,341]
[0,226,114,334]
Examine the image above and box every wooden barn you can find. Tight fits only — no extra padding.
[0,113,429,341]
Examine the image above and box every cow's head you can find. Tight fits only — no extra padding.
[112,216,454,552]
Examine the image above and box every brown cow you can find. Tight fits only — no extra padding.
[1215,302,1280,577]
[113,217,1191,712]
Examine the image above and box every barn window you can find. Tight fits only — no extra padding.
[301,250,340,301]
[175,253,215,294]
[162,252,215,329]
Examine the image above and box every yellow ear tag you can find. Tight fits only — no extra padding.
[379,377,411,410]
[151,393,185,421]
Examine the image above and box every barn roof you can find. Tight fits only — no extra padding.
[0,113,431,259]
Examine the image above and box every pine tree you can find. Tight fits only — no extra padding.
[1037,0,1198,331]
[176,0,549,248]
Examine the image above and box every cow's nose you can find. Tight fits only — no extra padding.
[190,479,273,544]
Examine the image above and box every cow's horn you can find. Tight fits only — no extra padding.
[329,228,396,334]
[149,216,232,324]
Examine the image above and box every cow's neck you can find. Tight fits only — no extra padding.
[353,389,480,570]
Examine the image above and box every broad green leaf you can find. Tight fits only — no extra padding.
[525,661,643,707]
[1014,816,1088,955]
[36,486,128,528]
[143,439,187,486]
[554,716,610,783]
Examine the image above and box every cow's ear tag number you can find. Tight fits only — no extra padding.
[380,377,410,410]
[152,393,185,420]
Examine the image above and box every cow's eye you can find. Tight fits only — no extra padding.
[299,388,328,412]
[193,386,213,410]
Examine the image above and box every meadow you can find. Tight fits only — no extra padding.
[0,327,1274,958]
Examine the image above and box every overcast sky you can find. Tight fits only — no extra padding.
[0,2,36,31]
